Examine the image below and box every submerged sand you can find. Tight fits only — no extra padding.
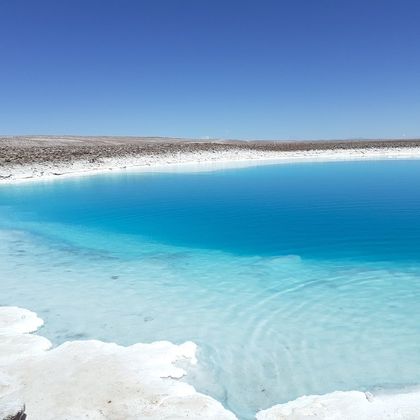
[2,135,420,183]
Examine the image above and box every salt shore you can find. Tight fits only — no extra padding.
[2,136,420,184]
[256,390,420,419]
[1,307,420,419]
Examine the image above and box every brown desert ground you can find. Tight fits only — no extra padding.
[1,135,420,167]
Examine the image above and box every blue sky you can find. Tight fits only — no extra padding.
[1,0,419,139]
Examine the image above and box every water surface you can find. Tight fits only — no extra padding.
[1,160,420,419]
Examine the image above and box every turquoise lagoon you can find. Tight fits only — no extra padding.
[1,160,420,419]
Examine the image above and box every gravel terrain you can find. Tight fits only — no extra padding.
[2,136,420,167]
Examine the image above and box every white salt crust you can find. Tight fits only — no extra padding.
[256,389,420,419]
[0,307,236,419]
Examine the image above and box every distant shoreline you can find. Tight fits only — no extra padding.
[2,136,420,183]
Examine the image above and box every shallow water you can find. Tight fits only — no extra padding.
[1,160,420,419]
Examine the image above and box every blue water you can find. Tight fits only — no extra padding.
[1,160,420,418]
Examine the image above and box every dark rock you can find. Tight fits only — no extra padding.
[4,407,27,420]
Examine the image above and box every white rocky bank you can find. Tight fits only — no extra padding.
[1,307,420,420]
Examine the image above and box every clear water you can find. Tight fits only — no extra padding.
[1,160,420,419]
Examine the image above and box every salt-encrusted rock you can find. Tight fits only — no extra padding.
[0,307,236,420]
[256,389,420,420]
[0,391,26,420]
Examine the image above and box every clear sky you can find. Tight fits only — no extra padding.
[1,0,419,139]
